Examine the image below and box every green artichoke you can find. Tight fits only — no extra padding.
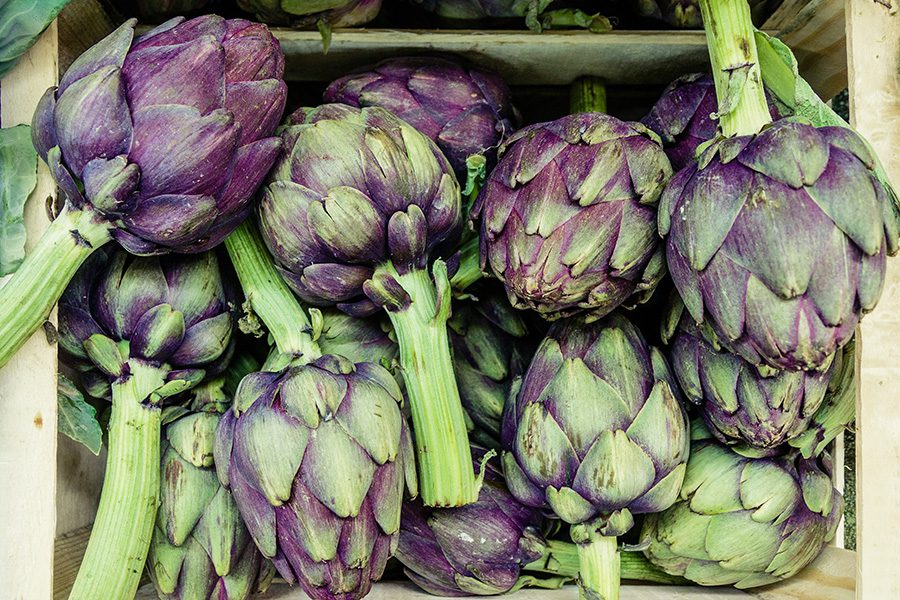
[148,379,273,600]
[641,423,843,588]
[315,308,397,367]
[238,0,381,27]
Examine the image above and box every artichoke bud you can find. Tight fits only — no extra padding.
[150,377,202,405]
[82,156,140,214]
[387,205,428,274]
[84,333,126,378]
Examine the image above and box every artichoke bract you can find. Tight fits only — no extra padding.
[237,0,381,27]
[0,15,285,369]
[60,248,235,600]
[257,103,483,507]
[214,356,416,600]
[641,425,842,588]
[449,288,535,447]
[503,313,689,600]
[475,113,672,321]
[662,294,836,451]
[324,57,518,179]
[642,74,785,172]
[148,379,273,600]
[315,308,398,367]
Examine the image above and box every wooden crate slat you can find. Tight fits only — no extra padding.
[0,23,60,600]
[847,0,900,599]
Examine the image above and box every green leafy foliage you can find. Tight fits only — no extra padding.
[0,125,37,275]
[0,0,71,77]
[58,374,103,455]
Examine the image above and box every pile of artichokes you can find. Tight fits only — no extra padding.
[4,1,887,599]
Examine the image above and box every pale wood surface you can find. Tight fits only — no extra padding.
[53,526,91,600]
[846,1,900,599]
[0,23,59,600]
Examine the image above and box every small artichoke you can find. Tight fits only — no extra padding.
[325,57,518,177]
[148,380,273,600]
[214,355,416,600]
[237,0,382,28]
[410,0,610,32]
[315,308,397,367]
[662,294,836,451]
[635,0,776,28]
[33,15,286,255]
[642,74,785,171]
[660,120,900,370]
[475,113,672,321]
[503,313,689,532]
[641,425,843,588]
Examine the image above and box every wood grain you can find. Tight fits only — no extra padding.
[846,1,900,597]
[0,23,59,600]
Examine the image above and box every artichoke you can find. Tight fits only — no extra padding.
[474,113,672,321]
[0,15,285,369]
[148,379,273,600]
[214,355,416,600]
[449,287,535,447]
[411,0,610,32]
[257,103,483,507]
[660,119,899,371]
[662,294,839,451]
[60,248,235,600]
[641,73,784,172]
[641,424,843,588]
[237,0,382,28]
[635,0,776,28]
[502,313,689,599]
[324,57,518,178]
[315,308,397,367]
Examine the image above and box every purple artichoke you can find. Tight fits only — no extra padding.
[214,355,416,600]
[641,424,842,588]
[324,57,518,178]
[642,74,785,171]
[660,119,899,371]
[257,103,483,507]
[0,16,285,371]
[474,113,672,321]
[60,247,235,599]
[662,294,836,451]
[237,0,382,27]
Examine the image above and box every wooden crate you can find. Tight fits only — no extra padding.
[0,0,895,598]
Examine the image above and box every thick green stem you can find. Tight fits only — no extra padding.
[577,534,620,600]
[378,262,479,506]
[0,206,110,369]
[224,220,320,360]
[69,361,165,600]
[570,76,607,114]
[450,235,483,292]
[525,540,686,585]
[699,0,772,136]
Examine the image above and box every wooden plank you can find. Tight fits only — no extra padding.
[56,436,104,537]
[749,547,854,600]
[54,526,91,600]
[845,1,900,599]
[0,23,59,600]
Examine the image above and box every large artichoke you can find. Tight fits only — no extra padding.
[474,113,672,321]
[60,248,235,600]
[237,0,382,27]
[641,73,784,172]
[502,313,689,599]
[449,287,535,447]
[660,119,899,371]
[257,103,483,507]
[324,57,518,178]
[662,294,838,451]
[215,355,416,600]
[0,15,285,369]
[148,379,273,600]
[641,424,842,588]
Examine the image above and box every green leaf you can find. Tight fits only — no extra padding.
[58,374,103,455]
[0,0,72,77]
[0,125,38,275]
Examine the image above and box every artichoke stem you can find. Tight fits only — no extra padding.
[527,540,686,585]
[449,235,483,292]
[379,262,479,507]
[224,221,321,360]
[69,361,165,600]
[698,0,771,136]
[0,205,110,369]
[570,76,607,114]
[577,533,620,600]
